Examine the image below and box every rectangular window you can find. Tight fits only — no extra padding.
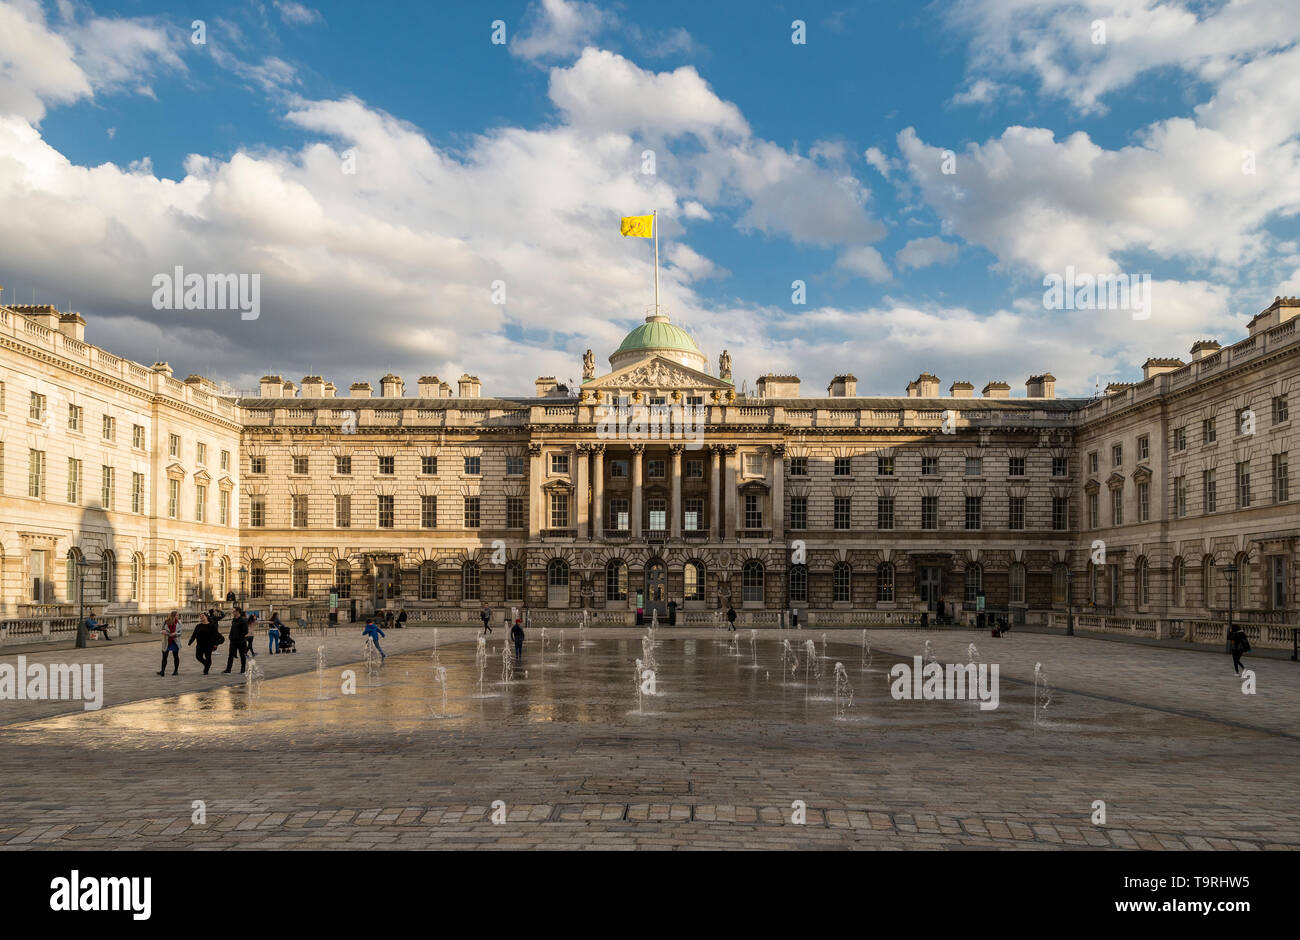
[1175,476,1187,518]
[291,495,308,527]
[1112,443,1123,466]
[195,484,207,522]
[1009,496,1025,530]
[1237,408,1251,435]
[1274,395,1290,424]
[133,424,145,449]
[837,495,855,529]
[67,458,82,504]
[421,495,438,528]
[250,496,266,527]
[1236,461,1252,508]
[1088,451,1099,474]
[686,459,703,478]
[1174,427,1186,451]
[168,433,179,457]
[649,459,666,478]
[378,495,395,528]
[219,489,229,526]
[379,456,395,475]
[1088,491,1099,528]
[744,492,763,529]
[336,455,352,475]
[507,496,525,529]
[1052,496,1069,530]
[132,472,144,513]
[506,455,524,476]
[551,492,571,528]
[463,456,481,475]
[335,495,351,528]
[100,466,114,510]
[1009,456,1026,477]
[220,449,230,470]
[167,478,178,518]
[250,456,266,474]
[921,496,938,530]
[68,404,81,431]
[610,497,630,531]
[647,497,665,531]
[1052,456,1068,477]
[550,454,569,475]
[965,496,982,530]
[1138,481,1150,522]
[422,456,438,475]
[790,496,807,530]
[1110,488,1123,526]
[1202,418,1216,444]
[834,457,851,476]
[1203,470,1217,513]
[922,456,939,476]
[873,496,891,530]
[292,455,308,475]
[609,460,628,478]
[684,497,703,531]
[1273,452,1289,503]
[29,392,46,422]
[196,442,206,464]
[965,457,982,476]
[877,456,894,476]
[790,457,808,476]
[1137,435,1149,461]
[463,496,481,528]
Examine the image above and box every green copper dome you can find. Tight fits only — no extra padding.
[615,319,701,355]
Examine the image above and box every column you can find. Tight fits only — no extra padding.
[592,444,604,539]
[631,444,644,539]
[724,444,737,539]
[710,446,722,540]
[527,443,541,539]
[576,444,589,538]
[771,444,785,541]
[670,444,684,539]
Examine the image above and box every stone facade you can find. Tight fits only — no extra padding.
[1,296,1297,641]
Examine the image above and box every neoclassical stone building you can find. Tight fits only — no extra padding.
[2,296,1297,645]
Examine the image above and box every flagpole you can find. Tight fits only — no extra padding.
[653,209,659,315]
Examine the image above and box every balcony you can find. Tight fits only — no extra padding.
[603,528,632,540]
[682,529,710,539]
[541,528,576,539]
[645,528,668,543]
[737,528,772,540]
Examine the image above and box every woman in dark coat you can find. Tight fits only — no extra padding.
[188,612,222,675]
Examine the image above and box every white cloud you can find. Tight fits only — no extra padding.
[896,236,958,270]
[512,0,614,63]
[862,146,894,179]
[835,246,891,283]
[273,2,322,26]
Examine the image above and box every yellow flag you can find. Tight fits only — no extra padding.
[620,214,654,238]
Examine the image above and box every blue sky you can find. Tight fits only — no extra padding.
[2,0,1299,397]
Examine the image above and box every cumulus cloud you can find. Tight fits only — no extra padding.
[896,236,958,270]
[512,0,615,63]
[835,246,891,283]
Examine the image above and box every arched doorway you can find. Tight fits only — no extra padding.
[644,558,667,616]
[547,558,570,608]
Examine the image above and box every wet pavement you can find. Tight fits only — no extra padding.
[1,626,1296,850]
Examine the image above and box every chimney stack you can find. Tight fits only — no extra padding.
[981,381,1010,399]
[1025,373,1056,398]
[380,373,405,397]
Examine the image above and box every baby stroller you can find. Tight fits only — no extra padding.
[277,622,297,653]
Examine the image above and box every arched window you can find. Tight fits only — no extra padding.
[684,560,704,601]
[1202,556,1216,607]
[250,560,266,598]
[292,561,308,598]
[1136,556,1149,606]
[167,553,180,602]
[335,560,351,599]
[964,565,983,604]
[1051,563,1068,604]
[66,548,82,603]
[788,564,808,603]
[462,561,481,601]
[1235,553,1250,607]
[419,562,437,600]
[547,558,569,605]
[832,563,851,603]
[131,554,143,603]
[742,560,764,603]
[219,556,230,599]
[605,560,628,601]
[1009,563,1026,604]
[1172,557,1185,606]
[100,550,115,603]
[505,561,524,602]
[876,562,894,602]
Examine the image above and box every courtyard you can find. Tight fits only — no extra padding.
[0,625,1295,850]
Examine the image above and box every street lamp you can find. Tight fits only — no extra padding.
[239,566,248,609]
[1223,562,1238,653]
[75,557,92,647]
[1065,569,1075,636]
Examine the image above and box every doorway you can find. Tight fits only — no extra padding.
[644,559,667,615]
[920,566,942,607]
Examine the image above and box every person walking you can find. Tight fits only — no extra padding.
[223,608,249,673]
[396,608,408,629]
[158,611,181,676]
[510,618,525,661]
[363,618,387,662]
[188,612,221,675]
[267,613,282,654]
[245,612,259,658]
[726,604,737,632]
[480,603,493,635]
[1228,624,1252,675]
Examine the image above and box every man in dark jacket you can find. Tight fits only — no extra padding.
[223,608,249,673]
[510,619,525,661]
[726,605,737,632]
[188,613,222,674]
[1228,625,1251,675]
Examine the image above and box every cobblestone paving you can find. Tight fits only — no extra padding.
[0,626,1295,850]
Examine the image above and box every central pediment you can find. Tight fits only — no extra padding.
[584,355,733,392]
